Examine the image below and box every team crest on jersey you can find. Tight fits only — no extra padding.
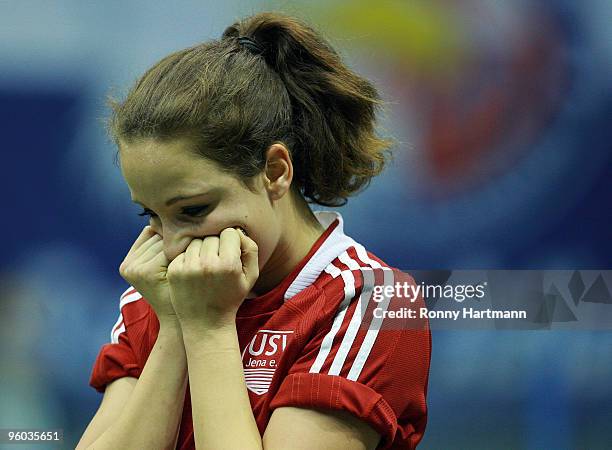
[241,329,294,395]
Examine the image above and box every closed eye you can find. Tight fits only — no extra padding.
[138,208,157,219]
[180,206,208,217]
[137,206,208,219]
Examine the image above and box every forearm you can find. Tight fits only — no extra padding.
[87,323,188,450]
[183,321,262,450]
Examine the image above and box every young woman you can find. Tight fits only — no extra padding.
[77,12,431,450]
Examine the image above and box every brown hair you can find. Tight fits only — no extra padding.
[107,11,394,206]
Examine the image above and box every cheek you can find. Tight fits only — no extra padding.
[196,219,275,269]
[193,216,239,237]
[200,197,278,265]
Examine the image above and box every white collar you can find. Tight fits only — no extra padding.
[283,210,356,300]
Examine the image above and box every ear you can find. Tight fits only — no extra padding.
[263,143,293,200]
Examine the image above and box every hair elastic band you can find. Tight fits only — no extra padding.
[237,36,264,55]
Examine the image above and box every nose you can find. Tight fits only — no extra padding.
[161,228,192,262]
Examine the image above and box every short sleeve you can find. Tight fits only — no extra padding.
[89,287,147,393]
[269,267,431,450]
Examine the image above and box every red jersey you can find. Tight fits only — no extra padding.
[90,211,431,449]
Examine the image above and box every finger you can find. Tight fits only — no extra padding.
[127,226,157,255]
[167,252,185,275]
[201,235,220,259]
[145,245,170,269]
[131,233,162,260]
[138,238,165,264]
[219,228,241,262]
[237,228,259,282]
[184,239,203,265]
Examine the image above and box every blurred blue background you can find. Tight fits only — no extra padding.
[1,1,610,449]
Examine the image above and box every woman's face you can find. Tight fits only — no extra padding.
[118,137,282,267]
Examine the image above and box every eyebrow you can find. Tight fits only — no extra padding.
[132,191,212,208]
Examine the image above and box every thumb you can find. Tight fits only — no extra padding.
[237,228,259,284]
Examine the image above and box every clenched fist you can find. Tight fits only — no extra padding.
[167,227,259,331]
[119,226,176,326]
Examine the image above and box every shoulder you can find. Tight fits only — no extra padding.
[270,242,430,449]
[309,241,430,378]
[110,286,153,344]
[313,242,416,315]
[89,286,153,392]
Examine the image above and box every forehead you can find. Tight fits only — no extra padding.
[120,137,203,169]
[118,137,232,201]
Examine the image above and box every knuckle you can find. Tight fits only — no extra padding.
[119,264,131,279]
[167,259,186,279]
[199,263,215,276]
[222,262,242,277]
[181,264,197,275]
[217,266,232,276]
[119,258,128,271]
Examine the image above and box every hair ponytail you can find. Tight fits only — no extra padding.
[109,12,394,206]
[223,13,393,206]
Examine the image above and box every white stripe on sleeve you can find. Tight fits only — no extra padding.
[308,246,397,382]
[346,267,395,381]
[110,287,143,344]
[327,266,375,376]
[309,257,356,374]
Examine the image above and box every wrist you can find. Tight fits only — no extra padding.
[178,308,237,333]
[153,322,186,357]
[157,317,183,338]
[181,317,237,349]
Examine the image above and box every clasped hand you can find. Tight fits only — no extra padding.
[167,227,259,330]
[119,226,259,333]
